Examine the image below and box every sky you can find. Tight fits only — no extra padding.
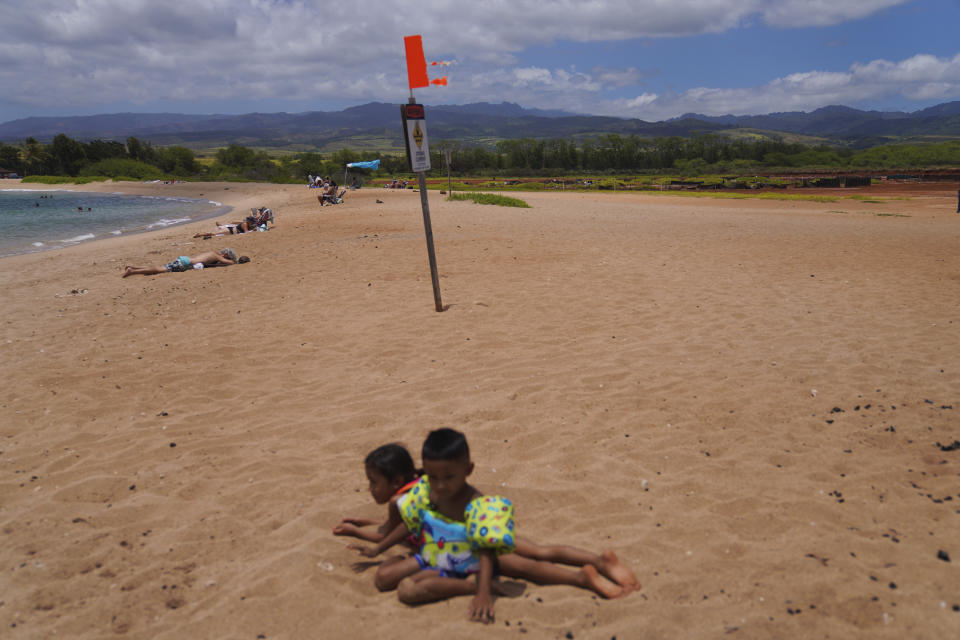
[1,0,959,125]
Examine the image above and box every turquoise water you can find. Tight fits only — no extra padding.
[0,189,228,257]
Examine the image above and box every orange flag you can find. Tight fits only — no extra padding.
[404,35,429,89]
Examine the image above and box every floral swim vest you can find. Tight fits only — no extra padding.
[397,476,515,576]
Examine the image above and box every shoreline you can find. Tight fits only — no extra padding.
[1,181,234,259]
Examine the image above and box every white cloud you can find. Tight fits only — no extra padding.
[600,52,960,120]
[591,67,650,88]
[759,0,906,28]
[0,0,931,123]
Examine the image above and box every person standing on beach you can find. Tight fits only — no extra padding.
[121,248,245,277]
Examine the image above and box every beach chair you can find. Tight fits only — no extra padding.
[323,189,347,205]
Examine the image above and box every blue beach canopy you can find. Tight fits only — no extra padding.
[346,159,381,170]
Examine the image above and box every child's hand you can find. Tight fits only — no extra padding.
[469,592,495,624]
[347,544,379,558]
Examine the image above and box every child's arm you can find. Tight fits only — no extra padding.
[332,517,386,541]
[379,496,404,534]
[339,516,380,527]
[348,521,410,558]
[469,551,496,623]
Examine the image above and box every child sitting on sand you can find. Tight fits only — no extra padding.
[121,248,248,277]
[349,429,637,623]
[333,443,420,545]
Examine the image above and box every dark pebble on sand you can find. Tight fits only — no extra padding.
[937,440,960,452]
[129,485,135,491]
[937,550,951,562]
[169,443,176,448]
[831,407,844,413]
[566,632,574,639]
[889,582,897,589]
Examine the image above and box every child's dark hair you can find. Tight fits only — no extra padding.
[422,428,470,461]
[365,443,417,483]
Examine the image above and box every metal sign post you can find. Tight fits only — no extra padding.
[401,100,444,312]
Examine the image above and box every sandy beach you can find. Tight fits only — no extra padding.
[1,178,958,638]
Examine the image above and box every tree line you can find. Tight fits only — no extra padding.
[3,133,960,182]
[0,135,389,182]
[441,135,960,174]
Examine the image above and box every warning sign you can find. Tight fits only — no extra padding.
[401,103,431,172]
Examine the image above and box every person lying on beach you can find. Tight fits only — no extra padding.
[121,248,248,277]
[333,443,420,546]
[197,207,274,237]
[348,429,637,623]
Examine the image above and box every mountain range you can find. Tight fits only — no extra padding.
[3,100,960,151]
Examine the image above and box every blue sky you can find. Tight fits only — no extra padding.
[1,0,958,125]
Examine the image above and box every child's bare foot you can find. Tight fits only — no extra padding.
[122,266,133,278]
[581,565,623,599]
[598,550,640,592]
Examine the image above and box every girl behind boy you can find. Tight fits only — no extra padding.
[333,443,419,544]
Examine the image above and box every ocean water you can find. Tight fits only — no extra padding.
[0,189,228,257]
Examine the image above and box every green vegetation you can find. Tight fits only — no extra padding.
[22,175,120,184]
[2,130,959,185]
[0,135,395,183]
[447,192,531,208]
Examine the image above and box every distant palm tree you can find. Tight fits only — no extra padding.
[19,137,46,176]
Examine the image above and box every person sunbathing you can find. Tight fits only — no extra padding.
[318,183,340,206]
[195,207,273,237]
[121,248,248,277]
